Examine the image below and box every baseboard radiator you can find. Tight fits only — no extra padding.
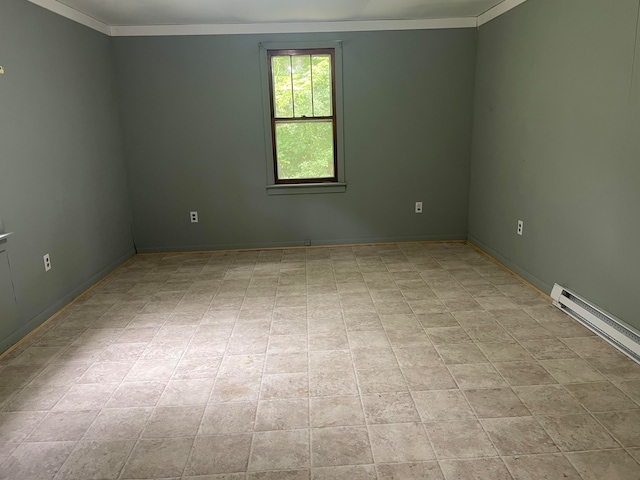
[551,284,640,364]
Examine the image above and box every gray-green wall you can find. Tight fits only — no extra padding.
[112,30,477,252]
[469,0,640,329]
[0,0,135,351]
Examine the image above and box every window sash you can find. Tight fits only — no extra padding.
[267,48,338,184]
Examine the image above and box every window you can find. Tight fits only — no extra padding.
[260,42,345,194]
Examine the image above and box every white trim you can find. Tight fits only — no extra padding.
[477,0,529,27]
[110,18,477,37]
[26,0,111,35]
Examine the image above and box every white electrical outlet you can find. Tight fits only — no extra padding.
[43,253,51,272]
[190,211,198,223]
[517,220,524,236]
[415,202,423,214]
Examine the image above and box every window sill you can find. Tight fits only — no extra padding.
[267,183,347,195]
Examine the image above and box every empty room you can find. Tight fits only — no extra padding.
[1,0,640,478]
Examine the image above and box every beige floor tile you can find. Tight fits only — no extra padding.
[476,342,533,362]
[173,356,222,379]
[503,453,581,480]
[4,385,70,412]
[434,344,488,365]
[309,351,352,372]
[311,426,373,467]
[185,434,252,476]
[394,345,442,368]
[249,430,310,471]
[144,405,205,437]
[0,411,47,443]
[562,336,619,357]
[264,352,308,374]
[122,437,193,478]
[361,392,420,424]
[438,458,512,480]
[565,382,637,412]
[426,420,496,459]
[255,398,308,431]
[311,464,377,480]
[106,381,166,408]
[268,334,308,354]
[158,378,213,405]
[26,410,99,442]
[124,358,179,381]
[616,379,640,403]
[84,407,152,440]
[351,348,399,370]
[425,327,472,346]
[587,354,640,382]
[493,361,557,386]
[247,470,310,480]
[369,423,434,463]
[5,244,639,480]
[412,390,475,421]
[519,339,578,360]
[53,383,118,411]
[212,375,262,403]
[538,414,619,451]
[513,385,586,415]
[2,441,75,480]
[308,334,350,352]
[309,370,358,396]
[594,410,640,447]
[310,396,365,427]
[565,449,640,480]
[347,331,390,349]
[417,313,459,328]
[402,366,457,391]
[218,354,265,377]
[481,417,558,455]
[540,358,606,384]
[356,368,407,394]
[56,439,136,480]
[376,462,444,480]
[262,372,310,399]
[463,388,529,418]
[447,364,507,389]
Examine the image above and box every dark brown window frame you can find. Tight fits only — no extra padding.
[267,48,338,184]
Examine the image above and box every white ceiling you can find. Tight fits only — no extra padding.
[56,0,504,26]
[27,0,528,35]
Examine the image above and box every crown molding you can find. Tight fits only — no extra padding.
[27,0,111,35]
[26,0,530,37]
[477,0,529,26]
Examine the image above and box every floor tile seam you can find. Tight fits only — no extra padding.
[340,292,378,470]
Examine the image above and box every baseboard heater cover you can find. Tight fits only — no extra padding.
[551,284,640,364]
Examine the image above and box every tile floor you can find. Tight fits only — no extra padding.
[1,242,640,479]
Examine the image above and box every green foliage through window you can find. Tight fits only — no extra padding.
[269,49,336,182]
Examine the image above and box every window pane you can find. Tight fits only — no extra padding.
[275,121,334,180]
[271,56,293,118]
[291,55,313,118]
[312,55,332,117]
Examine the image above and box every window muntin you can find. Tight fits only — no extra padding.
[267,49,337,184]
